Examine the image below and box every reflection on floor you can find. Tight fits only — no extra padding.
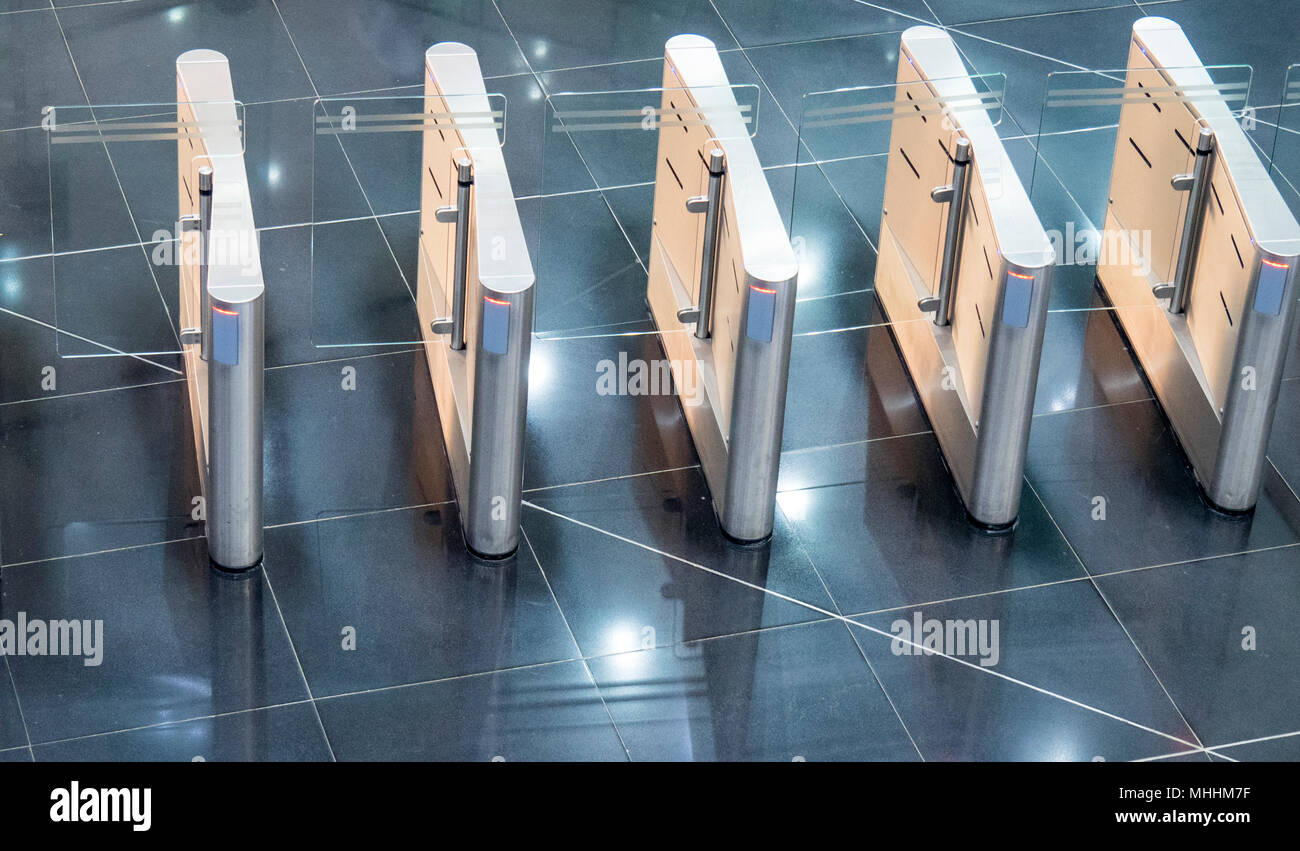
[1,0,1299,762]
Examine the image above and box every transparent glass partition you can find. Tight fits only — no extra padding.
[44,100,245,357]
[1271,63,1300,218]
[788,73,1006,335]
[308,92,511,347]
[537,81,765,337]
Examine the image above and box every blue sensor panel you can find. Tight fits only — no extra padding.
[212,307,239,365]
[482,297,510,354]
[1253,260,1290,316]
[746,285,776,342]
[1001,271,1034,328]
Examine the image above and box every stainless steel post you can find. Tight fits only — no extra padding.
[932,137,971,327]
[1167,127,1215,315]
[465,287,534,558]
[206,289,264,570]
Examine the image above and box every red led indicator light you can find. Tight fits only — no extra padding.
[1261,259,1290,270]
[484,296,510,306]
[750,285,777,295]
[212,306,238,316]
[1006,270,1035,280]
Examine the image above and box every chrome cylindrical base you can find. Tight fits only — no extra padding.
[206,292,264,571]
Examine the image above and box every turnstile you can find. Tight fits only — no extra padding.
[1096,18,1300,512]
[418,43,534,559]
[874,27,1055,528]
[645,34,799,543]
[176,50,265,570]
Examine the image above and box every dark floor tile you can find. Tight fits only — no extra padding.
[2,125,140,262]
[1033,297,1151,415]
[1025,397,1300,573]
[780,433,1084,614]
[1095,545,1300,747]
[0,259,183,405]
[713,0,934,47]
[261,225,405,368]
[791,288,880,335]
[779,163,879,306]
[526,191,649,335]
[588,619,919,760]
[57,0,315,105]
[523,326,698,489]
[0,746,32,762]
[306,213,422,349]
[929,0,1137,26]
[263,349,453,527]
[0,378,198,565]
[522,467,836,656]
[849,580,1200,760]
[1286,310,1300,382]
[1,539,310,743]
[496,0,737,72]
[276,0,529,96]
[780,300,932,454]
[0,10,85,132]
[316,661,627,761]
[1207,734,1300,761]
[47,244,182,358]
[1025,129,1132,312]
[2,1,51,13]
[0,663,26,750]
[263,504,577,697]
[31,702,332,761]
[1265,378,1300,499]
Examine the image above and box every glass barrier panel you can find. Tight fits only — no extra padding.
[44,100,245,358]
[309,92,511,348]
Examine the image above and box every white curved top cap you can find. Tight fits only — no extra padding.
[426,42,534,292]
[1131,17,1300,256]
[176,49,263,302]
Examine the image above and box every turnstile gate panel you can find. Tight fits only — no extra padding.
[176,50,265,569]
[541,37,790,541]
[40,51,264,569]
[649,35,798,542]
[1043,16,1299,512]
[420,43,534,558]
[793,25,1052,527]
[309,45,530,558]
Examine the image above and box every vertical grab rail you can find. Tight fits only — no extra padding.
[921,136,971,326]
[679,147,726,338]
[1161,127,1215,313]
[433,157,474,349]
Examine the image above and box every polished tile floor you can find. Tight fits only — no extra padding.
[1,0,1298,762]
